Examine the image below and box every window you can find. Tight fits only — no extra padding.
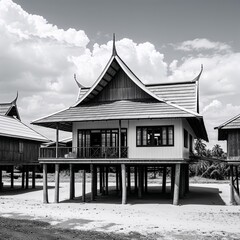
[189,134,193,153]
[136,126,174,147]
[19,141,24,153]
[184,129,188,148]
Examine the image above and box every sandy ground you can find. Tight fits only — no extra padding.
[0,175,240,239]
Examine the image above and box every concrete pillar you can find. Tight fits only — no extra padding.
[69,164,75,200]
[162,166,166,193]
[54,164,60,203]
[121,164,127,204]
[116,167,119,192]
[171,165,175,195]
[0,167,2,190]
[43,164,48,203]
[173,164,181,205]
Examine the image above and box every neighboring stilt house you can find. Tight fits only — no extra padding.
[0,94,48,190]
[32,36,208,205]
[215,115,240,205]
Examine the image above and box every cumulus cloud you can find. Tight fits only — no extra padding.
[174,38,232,52]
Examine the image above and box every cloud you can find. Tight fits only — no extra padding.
[173,38,232,53]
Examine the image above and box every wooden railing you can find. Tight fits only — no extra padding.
[39,147,128,159]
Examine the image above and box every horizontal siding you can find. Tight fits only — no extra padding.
[0,115,48,142]
[222,117,240,129]
[147,83,197,112]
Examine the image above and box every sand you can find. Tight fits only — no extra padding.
[0,176,240,239]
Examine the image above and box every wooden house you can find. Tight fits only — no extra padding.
[0,95,48,190]
[32,36,208,205]
[215,115,240,204]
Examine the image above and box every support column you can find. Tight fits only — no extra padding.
[54,164,60,203]
[118,120,122,158]
[162,166,166,193]
[127,166,131,194]
[0,167,2,190]
[185,164,189,193]
[144,166,148,193]
[116,167,119,192]
[82,169,86,202]
[235,166,239,194]
[173,164,181,205]
[56,123,59,158]
[106,166,109,195]
[69,164,75,200]
[25,165,29,189]
[32,166,36,189]
[171,165,175,195]
[100,166,103,194]
[230,165,235,205]
[134,166,138,193]
[138,166,142,198]
[91,164,95,201]
[11,166,14,189]
[121,164,127,204]
[21,166,25,189]
[180,165,185,198]
[43,164,48,204]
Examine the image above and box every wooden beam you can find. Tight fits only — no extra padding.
[162,166,166,193]
[121,164,127,204]
[144,166,148,193]
[43,164,48,204]
[25,165,29,189]
[106,166,109,195]
[56,123,59,158]
[32,166,36,189]
[69,164,75,200]
[230,165,235,205]
[127,166,131,194]
[21,166,25,189]
[91,164,95,201]
[173,164,181,205]
[10,166,14,189]
[119,120,121,158]
[138,166,142,198]
[54,164,60,203]
[134,166,138,193]
[82,169,86,202]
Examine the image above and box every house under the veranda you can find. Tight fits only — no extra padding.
[215,114,240,205]
[32,37,208,205]
[0,94,48,190]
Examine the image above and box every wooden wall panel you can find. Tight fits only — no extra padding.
[92,69,152,102]
[0,136,40,164]
[228,130,240,160]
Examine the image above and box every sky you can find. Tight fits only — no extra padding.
[0,0,240,150]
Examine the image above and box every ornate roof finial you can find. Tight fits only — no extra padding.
[112,33,117,56]
[192,64,203,82]
[11,91,18,105]
[74,74,85,88]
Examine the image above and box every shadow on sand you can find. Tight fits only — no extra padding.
[60,185,226,206]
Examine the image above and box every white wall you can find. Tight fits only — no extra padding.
[72,118,193,160]
[182,119,196,159]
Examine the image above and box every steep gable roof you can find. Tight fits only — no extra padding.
[0,115,48,142]
[0,92,21,120]
[215,114,240,140]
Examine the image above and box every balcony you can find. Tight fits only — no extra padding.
[39,147,128,159]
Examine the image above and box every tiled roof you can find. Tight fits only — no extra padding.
[0,115,49,142]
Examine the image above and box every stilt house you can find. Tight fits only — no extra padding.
[215,115,240,205]
[32,37,208,205]
[0,94,48,189]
